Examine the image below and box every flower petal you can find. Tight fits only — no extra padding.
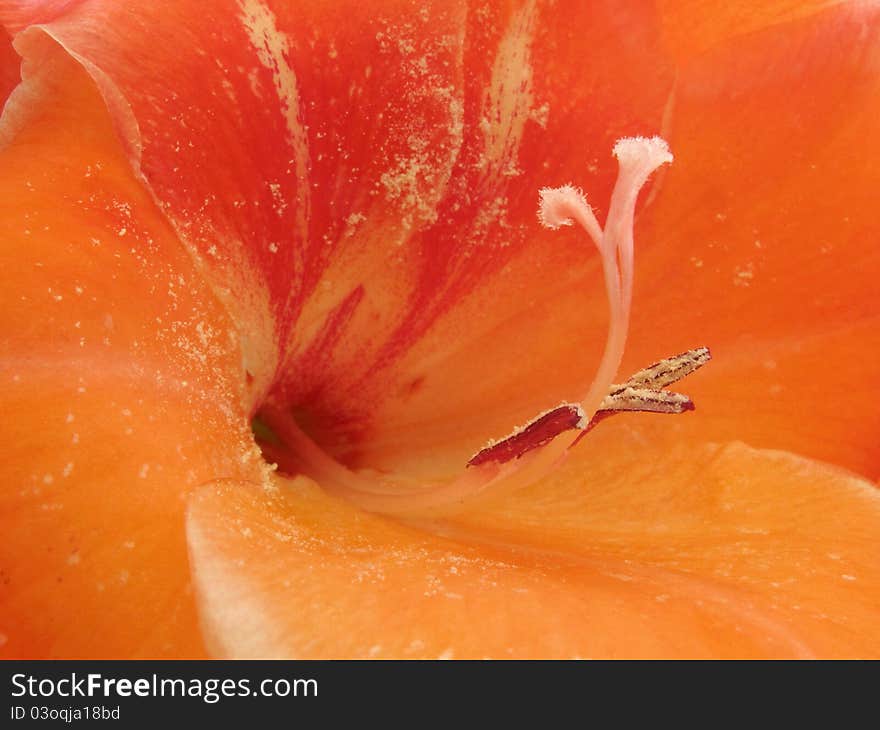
[3,0,316,397]
[0,35,262,657]
[2,1,677,457]
[625,3,880,475]
[659,0,851,62]
[188,437,880,658]
[7,2,875,487]
[0,27,18,105]
[262,0,675,473]
[653,321,880,479]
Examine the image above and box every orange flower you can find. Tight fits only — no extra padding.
[1,0,878,658]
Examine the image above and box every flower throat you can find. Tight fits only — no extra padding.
[257,137,709,515]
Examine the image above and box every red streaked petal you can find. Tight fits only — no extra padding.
[1,0,876,661]
[2,0,675,433]
[0,35,262,657]
[187,440,880,658]
[6,3,876,485]
[4,0,317,397]
[266,0,675,469]
[0,27,18,105]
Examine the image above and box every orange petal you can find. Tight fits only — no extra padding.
[7,3,876,484]
[653,320,880,480]
[5,2,878,662]
[624,3,880,475]
[0,35,261,657]
[2,2,678,447]
[447,430,880,659]
[3,0,316,394]
[659,0,852,62]
[188,438,880,658]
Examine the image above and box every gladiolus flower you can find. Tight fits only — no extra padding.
[1,0,878,658]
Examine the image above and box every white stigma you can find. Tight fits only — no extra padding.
[537,184,603,249]
[541,136,673,418]
[612,136,673,171]
[538,185,586,228]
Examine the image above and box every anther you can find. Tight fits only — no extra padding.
[615,347,711,390]
[469,348,711,466]
[469,137,683,468]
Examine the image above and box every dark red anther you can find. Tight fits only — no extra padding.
[467,404,584,467]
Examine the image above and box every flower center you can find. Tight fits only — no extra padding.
[256,136,709,515]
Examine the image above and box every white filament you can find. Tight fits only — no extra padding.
[263,137,673,516]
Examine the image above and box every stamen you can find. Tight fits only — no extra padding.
[616,347,711,390]
[467,403,585,467]
[469,347,711,466]
[579,136,673,404]
[471,137,675,468]
[600,387,694,414]
[262,137,701,516]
